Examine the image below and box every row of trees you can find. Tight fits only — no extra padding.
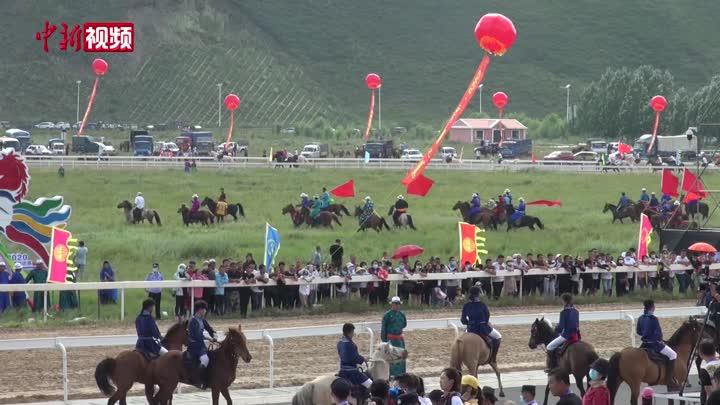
[576,66,720,140]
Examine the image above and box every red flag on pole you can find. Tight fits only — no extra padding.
[526,200,562,207]
[661,169,679,197]
[617,142,633,154]
[637,213,653,259]
[681,169,707,198]
[406,174,435,197]
[330,180,355,198]
[458,222,488,266]
[684,192,702,203]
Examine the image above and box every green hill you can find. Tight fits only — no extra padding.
[4,0,720,127]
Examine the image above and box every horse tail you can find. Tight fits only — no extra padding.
[450,338,463,371]
[153,211,162,226]
[237,204,245,217]
[291,381,315,405]
[382,218,391,231]
[95,357,116,396]
[535,217,544,229]
[606,352,622,402]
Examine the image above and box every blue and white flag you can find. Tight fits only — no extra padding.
[264,223,280,273]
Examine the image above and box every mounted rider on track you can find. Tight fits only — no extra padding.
[468,193,482,222]
[461,286,502,364]
[310,195,322,220]
[545,293,580,372]
[510,197,526,225]
[299,193,313,209]
[359,196,374,226]
[135,298,168,360]
[391,195,409,226]
[637,299,679,391]
[190,194,201,221]
[321,187,334,211]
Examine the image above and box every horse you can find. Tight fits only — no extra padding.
[686,201,709,220]
[450,332,505,398]
[177,204,214,226]
[147,325,252,405]
[299,206,343,229]
[327,203,351,217]
[354,206,390,232]
[95,321,188,405]
[201,197,245,221]
[387,206,417,230]
[292,343,408,405]
[602,203,640,224]
[528,318,598,405]
[282,204,307,227]
[506,215,544,231]
[607,318,702,405]
[117,200,162,226]
[452,201,496,230]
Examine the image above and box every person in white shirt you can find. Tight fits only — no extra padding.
[674,249,692,294]
[490,255,506,300]
[623,250,638,292]
[298,264,318,308]
[444,257,460,304]
[134,192,145,209]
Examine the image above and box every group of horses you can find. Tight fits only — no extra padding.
[453,201,545,231]
[603,199,709,229]
[117,197,246,228]
[281,202,416,232]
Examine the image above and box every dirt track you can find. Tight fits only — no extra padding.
[0,301,694,403]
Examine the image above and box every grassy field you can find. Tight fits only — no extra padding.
[2,166,716,322]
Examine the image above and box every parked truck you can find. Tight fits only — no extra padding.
[363,140,394,158]
[70,135,108,157]
[634,132,697,158]
[498,139,533,158]
[178,131,215,156]
[130,130,154,156]
[300,143,329,158]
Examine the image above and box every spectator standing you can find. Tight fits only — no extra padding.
[145,263,163,319]
[330,239,344,268]
[9,263,26,309]
[548,368,582,405]
[598,254,614,297]
[174,264,189,320]
[444,257,460,304]
[582,359,610,405]
[214,265,229,316]
[624,249,638,292]
[191,264,208,304]
[298,264,318,308]
[707,368,720,403]
[313,246,322,267]
[675,249,691,294]
[698,339,720,404]
[75,241,88,280]
[99,261,117,304]
[0,262,9,313]
[251,265,268,311]
[460,375,480,405]
[490,255,506,300]
[439,368,463,405]
[331,377,352,405]
[25,260,49,312]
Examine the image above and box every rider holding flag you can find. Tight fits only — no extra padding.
[461,286,502,364]
[135,298,168,359]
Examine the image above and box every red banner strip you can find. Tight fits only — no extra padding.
[364,90,376,141]
[77,77,99,136]
[402,55,491,185]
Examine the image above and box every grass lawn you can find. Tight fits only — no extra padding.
[2,166,716,323]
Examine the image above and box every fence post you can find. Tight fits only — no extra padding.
[120,288,125,321]
[263,332,274,388]
[623,313,636,347]
[55,340,68,403]
[365,326,375,358]
[44,290,48,322]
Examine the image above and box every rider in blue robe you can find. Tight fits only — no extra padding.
[337,323,372,388]
[545,293,580,371]
[321,188,332,210]
[510,198,526,224]
[618,192,631,210]
[135,298,167,358]
[661,193,673,205]
[637,299,678,391]
[468,193,482,220]
[639,188,650,204]
[299,193,313,209]
[461,286,502,363]
[649,192,660,210]
[503,189,513,207]
[188,300,216,389]
[661,201,673,220]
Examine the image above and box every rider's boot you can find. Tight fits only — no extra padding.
[544,349,556,373]
[199,366,209,390]
[665,359,680,392]
[489,338,501,364]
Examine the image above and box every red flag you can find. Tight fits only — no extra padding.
[406,174,435,197]
[617,142,633,154]
[330,180,355,198]
[681,169,707,198]
[684,192,701,203]
[661,169,679,197]
[526,200,562,207]
[458,222,488,266]
[531,153,537,164]
[637,213,653,259]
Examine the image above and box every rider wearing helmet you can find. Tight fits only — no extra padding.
[461,286,502,364]
[637,299,679,391]
[391,195,409,226]
[135,298,167,359]
[338,323,373,389]
[545,293,580,372]
[639,188,650,204]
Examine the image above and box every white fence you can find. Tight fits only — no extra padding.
[0,305,706,402]
[22,155,695,173]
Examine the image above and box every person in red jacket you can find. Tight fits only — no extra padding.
[582,358,610,405]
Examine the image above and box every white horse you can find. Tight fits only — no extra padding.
[291,342,408,405]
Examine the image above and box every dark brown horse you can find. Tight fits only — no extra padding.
[602,203,640,223]
[177,204,214,226]
[147,325,252,405]
[327,203,351,217]
[117,200,162,226]
[282,204,306,227]
[297,206,342,229]
[452,201,496,230]
[528,318,598,405]
[506,215,544,231]
[607,318,701,405]
[354,206,390,232]
[95,321,188,405]
[202,197,245,220]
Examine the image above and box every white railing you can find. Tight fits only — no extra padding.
[0,306,706,402]
[22,155,696,173]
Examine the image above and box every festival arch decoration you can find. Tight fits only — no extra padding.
[364,73,382,140]
[0,150,74,282]
[78,58,109,136]
[646,95,667,154]
[223,93,241,152]
[402,13,517,195]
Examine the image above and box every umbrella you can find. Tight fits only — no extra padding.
[392,244,425,259]
[688,242,717,253]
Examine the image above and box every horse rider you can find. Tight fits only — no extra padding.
[668,201,684,227]
[461,286,502,364]
[637,299,679,391]
[503,189,513,207]
[617,192,631,211]
[661,192,673,206]
[639,188,650,206]
[218,188,226,202]
[321,187,333,211]
[359,196,374,226]
[545,293,580,372]
[510,197,526,225]
[134,192,145,221]
[310,195,323,220]
[190,194,201,221]
[649,192,660,211]
[188,300,217,389]
[391,195,409,226]
[496,195,506,216]
[135,298,168,360]
[486,198,497,210]
[468,193,482,222]
[215,198,228,222]
[338,323,373,390]
[299,193,313,209]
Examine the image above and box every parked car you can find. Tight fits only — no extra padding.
[25,144,52,155]
[55,122,70,130]
[400,149,423,161]
[440,146,458,161]
[281,127,296,135]
[543,150,575,161]
[34,122,55,129]
[102,142,116,156]
[573,151,598,161]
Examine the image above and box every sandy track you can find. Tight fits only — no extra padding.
[0,301,693,402]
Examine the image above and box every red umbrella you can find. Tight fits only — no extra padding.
[392,245,425,259]
[688,242,717,253]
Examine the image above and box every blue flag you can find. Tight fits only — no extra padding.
[364,151,370,163]
[264,223,280,273]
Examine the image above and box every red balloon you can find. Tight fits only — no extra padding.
[474,13,517,56]
[92,58,108,76]
[649,95,668,112]
[224,94,241,111]
[492,92,509,109]
[365,73,382,90]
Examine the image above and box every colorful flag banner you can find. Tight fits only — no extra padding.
[661,169,679,197]
[637,213,653,259]
[264,223,280,273]
[681,168,707,198]
[364,89,376,141]
[330,180,355,198]
[47,227,78,283]
[526,200,562,207]
[458,222,488,266]
[406,173,435,197]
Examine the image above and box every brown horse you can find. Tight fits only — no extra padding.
[201,197,245,220]
[177,204,214,226]
[282,204,307,227]
[607,318,701,405]
[327,203,351,217]
[450,333,504,398]
[452,201,496,230]
[354,206,391,232]
[528,318,598,405]
[117,200,162,226]
[602,203,640,223]
[147,325,252,405]
[299,206,342,229]
[95,321,188,405]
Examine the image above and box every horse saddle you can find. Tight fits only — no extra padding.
[135,349,159,362]
[556,333,581,357]
[640,346,669,366]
